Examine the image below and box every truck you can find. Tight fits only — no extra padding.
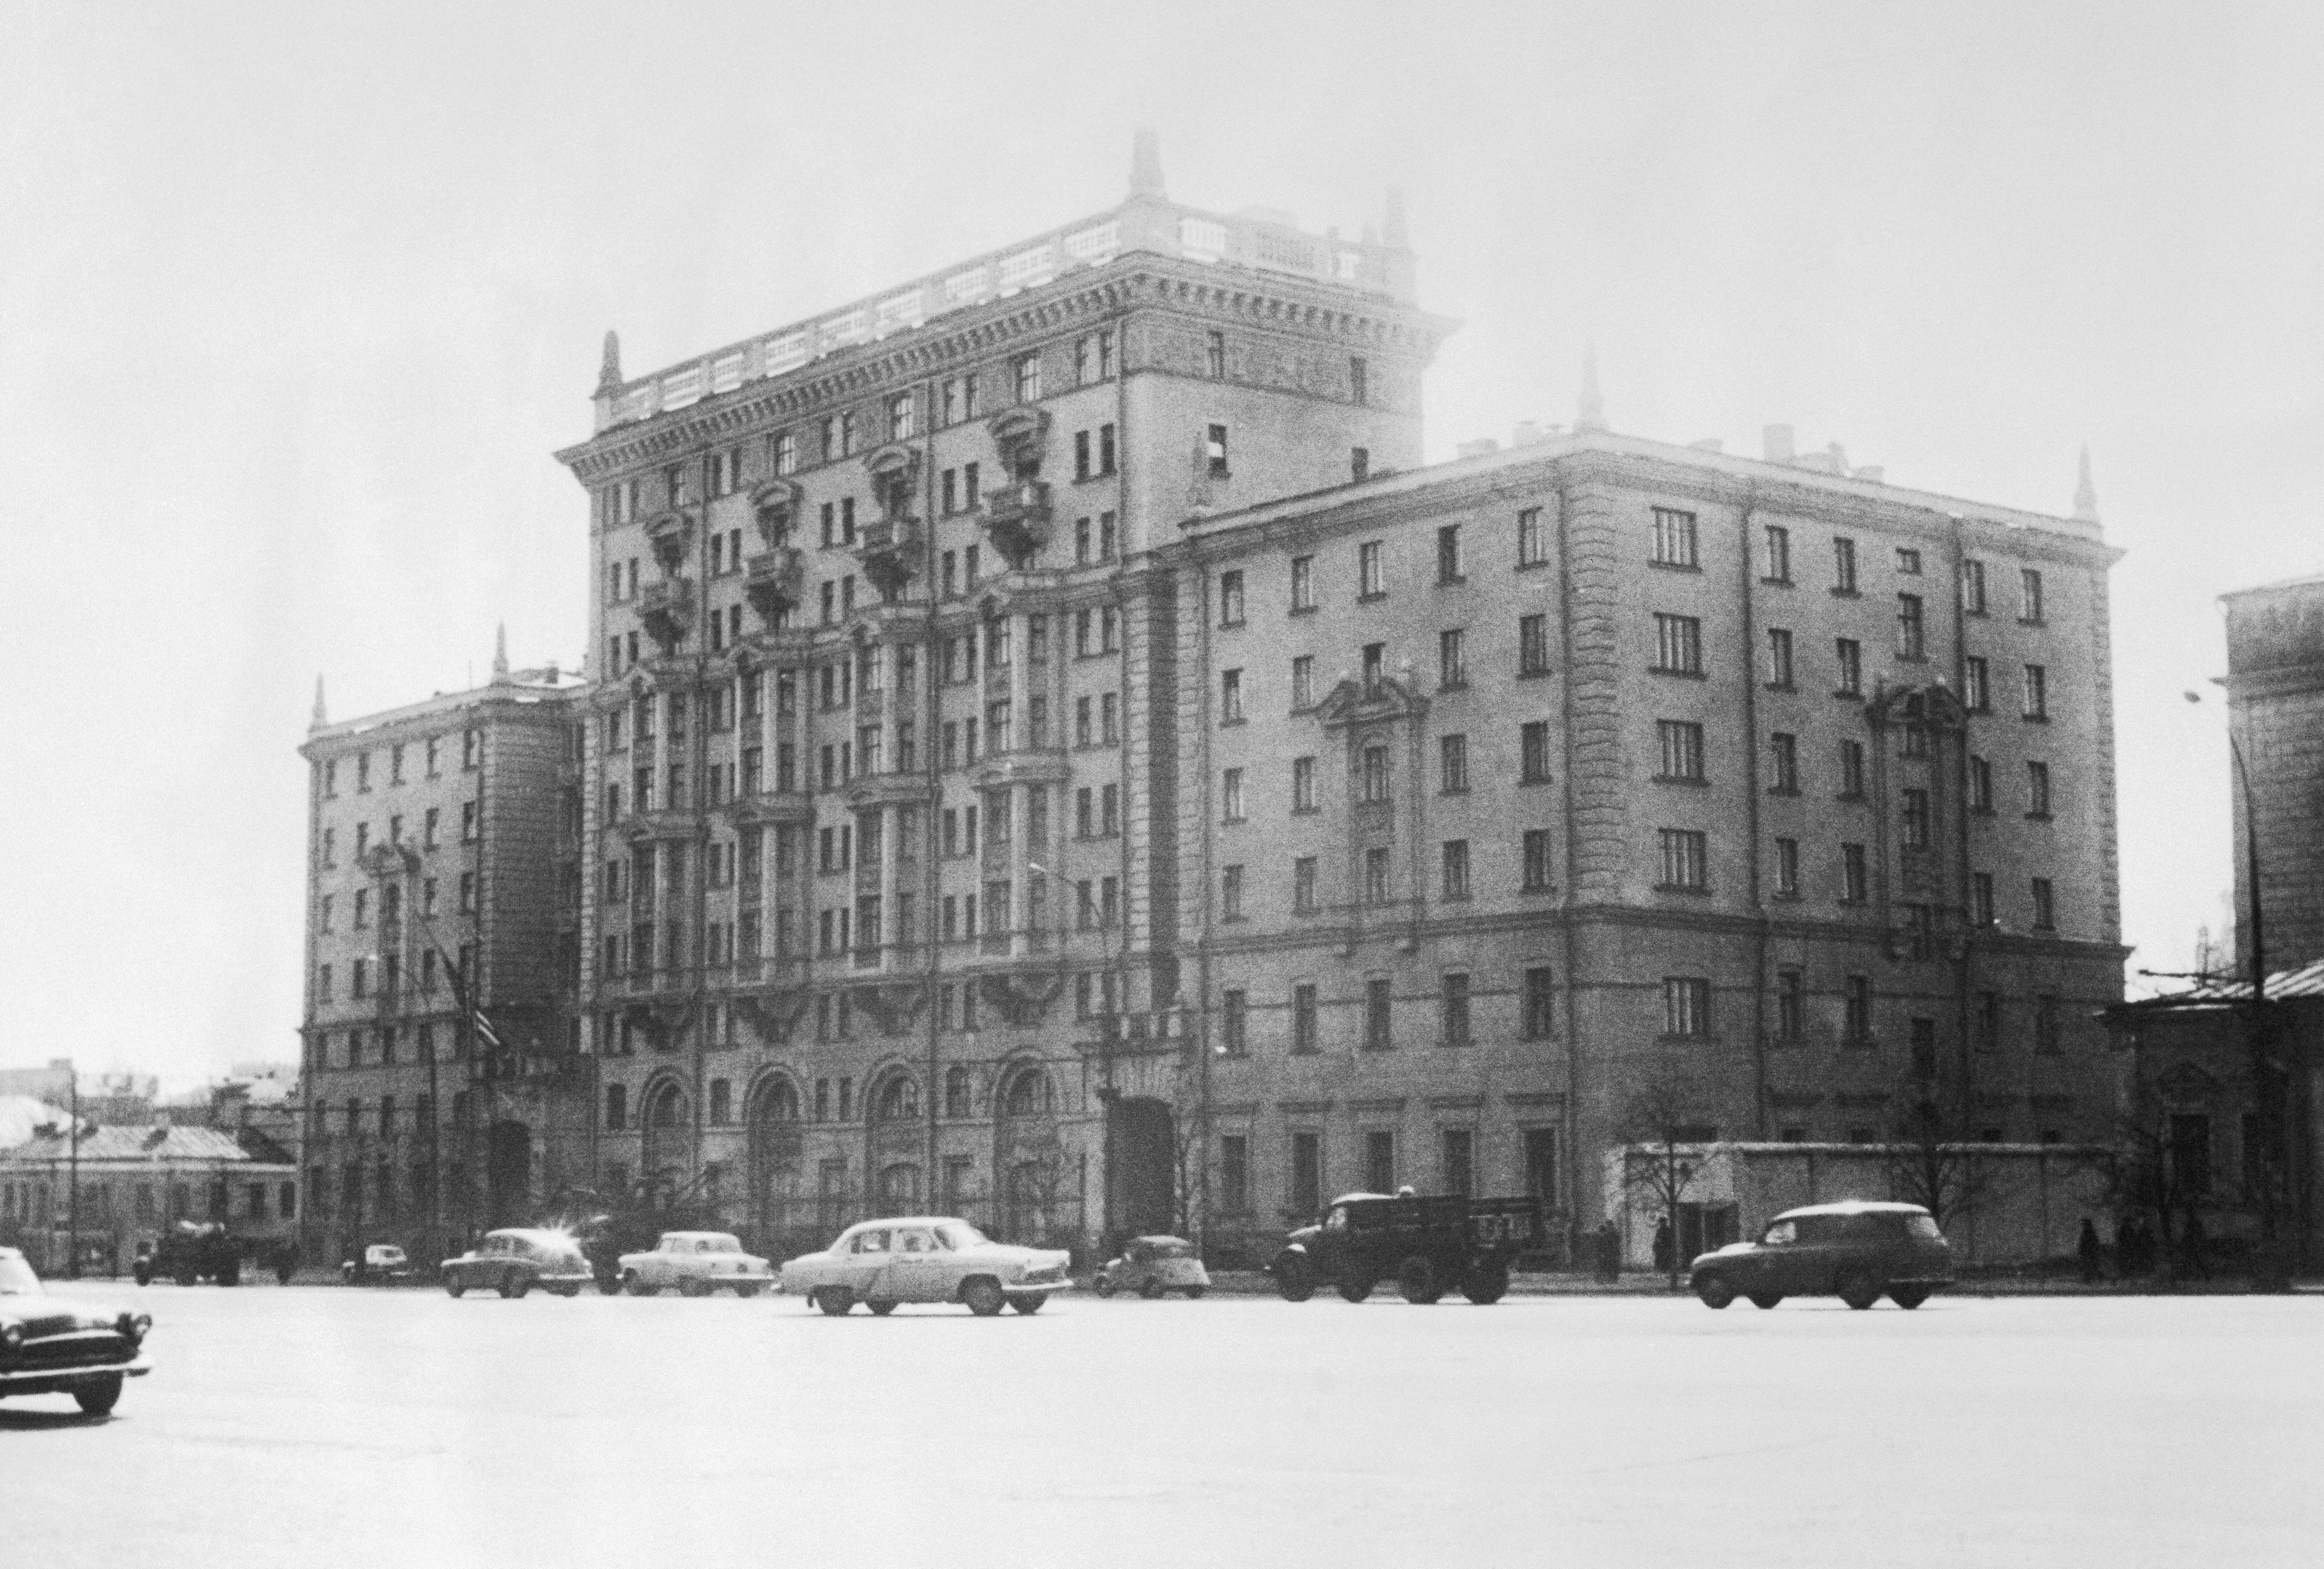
[1268,1192,1545,1305]
[132,1221,298,1286]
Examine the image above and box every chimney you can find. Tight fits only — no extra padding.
[1128,127,1166,200]
[1511,420,1546,447]
[1762,424,1795,463]
[597,329,623,395]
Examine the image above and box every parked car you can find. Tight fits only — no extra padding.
[780,1218,1071,1317]
[133,1221,297,1287]
[1687,1200,1955,1310]
[440,1229,594,1299]
[1094,1236,1210,1299]
[617,1231,774,1297]
[0,1245,151,1416]
[341,1244,419,1285]
[1269,1192,1544,1304]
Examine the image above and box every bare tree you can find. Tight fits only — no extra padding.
[1615,1070,1714,1291]
[1883,1077,2008,1235]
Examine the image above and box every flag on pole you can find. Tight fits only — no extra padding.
[473,1010,502,1049]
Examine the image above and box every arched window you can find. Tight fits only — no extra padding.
[648,1082,686,1128]
[875,1075,919,1123]
[945,1066,972,1120]
[1003,1067,1055,1118]
[753,1077,799,1122]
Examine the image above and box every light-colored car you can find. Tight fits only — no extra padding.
[1,1246,151,1416]
[617,1231,774,1297]
[780,1217,1071,1317]
[1094,1235,1211,1299]
[441,1228,594,1299]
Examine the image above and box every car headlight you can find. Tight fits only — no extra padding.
[1,1323,23,1350]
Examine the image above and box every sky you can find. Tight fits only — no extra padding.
[3,1,2320,1083]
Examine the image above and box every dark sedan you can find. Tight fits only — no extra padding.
[1688,1200,1955,1310]
[441,1228,593,1298]
[0,1245,152,1416]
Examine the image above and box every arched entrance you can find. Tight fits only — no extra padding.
[486,1120,532,1227]
[641,1081,691,1204]
[1106,1097,1176,1240]
[866,1068,923,1214]
[746,1076,802,1251]
[996,1063,1064,1244]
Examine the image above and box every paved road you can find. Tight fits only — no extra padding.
[9,1280,2319,1568]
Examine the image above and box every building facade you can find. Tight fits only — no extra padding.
[298,134,2125,1263]
[0,1125,298,1276]
[2221,573,2324,973]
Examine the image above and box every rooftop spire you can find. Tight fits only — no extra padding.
[1382,186,1409,250]
[2073,445,2100,522]
[491,623,511,683]
[310,674,328,729]
[1575,344,1608,434]
[1129,128,1166,200]
[596,330,623,395]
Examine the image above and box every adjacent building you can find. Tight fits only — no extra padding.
[2220,573,2324,973]
[298,132,2125,1263]
[0,1125,298,1275]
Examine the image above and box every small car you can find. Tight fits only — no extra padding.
[1688,1200,1956,1310]
[440,1228,594,1299]
[616,1231,774,1297]
[342,1244,419,1285]
[779,1217,1071,1317]
[1094,1235,1210,1299]
[0,1245,152,1416]
[1270,1191,1542,1304]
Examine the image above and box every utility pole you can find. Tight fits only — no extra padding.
[66,1061,79,1279]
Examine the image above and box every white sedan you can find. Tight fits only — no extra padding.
[779,1218,1071,1316]
[616,1231,774,1297]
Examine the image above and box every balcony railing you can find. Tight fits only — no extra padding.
[638,578,695,650]
[980,480,1053,566]
[744,548,804,623]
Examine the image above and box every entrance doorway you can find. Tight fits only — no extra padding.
[1107,1097,1176,1240]
[486,1121,531,1227]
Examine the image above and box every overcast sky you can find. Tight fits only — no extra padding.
[4,2,2319,1083]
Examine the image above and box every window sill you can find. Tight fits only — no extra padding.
[1764,681,1795,693]
[2023,714,2050,725]
[1439,679,1470,693]
[1436,787,1468,799]
[1515,559,1551,574]
[1291,806,1321,816]
[1358,592,1387,604]
[1771,890,1803,902]
[1656,776,1711,788]
[1439,892,1473,904]
[1656,1033,1717,1044]
[1436,575,1468,589]
[1650,562,1704,574]
[1289,604,1318,617]
[1219,619,1246,632]
[1830,588,1861,599]
[1517,668,1555,681]
[1833,689,1863,702]
[2025,812,2053,823]
[1761,575,1794,588]
[1521,884,1556,896]
[1219,715,1246,729]
[1650,668,1709,680]
[2019,617,2046,628]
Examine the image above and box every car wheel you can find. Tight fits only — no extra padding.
[1272,1252,1316,1303]
[503,1272,530,1300]
[962,1278,1006,1317]
[735,1283,762,1299]
[624,1274,658,1297]
[1007,1293,1044,1314]
[678,1278,710,1298]
[1696,1275,1737,1309]
[865,1299,898,1316]
[596,1274,622,1296]
[1093,1276,1117,1298]
[816,1288,855,1316]
[1462,1262,1510,1305]
[1838,1271,1882,1311]
[445,1278,467,1298]
[73,1375,124,1418]
[1184,1286,1206,1299]
[555,1284,581,1298]
[1138,1278,1163,1300]
[1396,1256,1440,1305]
[1336,1276,1374,1304]
[1889,1287,1929,1310]
[1749,1294,1784,1310]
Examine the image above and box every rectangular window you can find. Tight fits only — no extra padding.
[1292,755,1317,812]
[1517,506,1548,567]
[1975,989,2001,1052]
[1220,990,1248,1056]
[1207,331,1227,378]
[1653,613,1703,674]
[1222,768,1246,823]
[1775,967,1805,1040]
[1206,423,1230,478]
[1290,555,1315,612]
[1439,734,1468,794]
[1436,525,1464,583]
[1442,973,1472,1046]
[1363,642,1385,696]
[1359,540,1385,598]
[1902,787,1930,849]
[1221,1135,1249,1214]
[1292,984,1320,1054]
[1428,627,1464,688]
[2030,877,2056,930]
[1965,656,1989,713]
[1773,836,1800,896]
[2027,761,2052,817]
[1349,355,1368,405]
[1440,840,1470,900]
[2022,664,2048,720]
[1363,977,1393,1051]
[1523,829,1554,892]
[1651,507,1699,567]
[1763,524,1791,583]
[1657,721,1705,782]
[1220,863,1245,920]
[1663,976,1711,1037]
[1364,846,1391,905]
[1290,1131,1322,1217]
[1961,559,1987,615]
[1972,871,1995,927]
[1518,613,1550,675]
[1221,667,1244,723]
[1897,594,1925,660]
[1835,638,1862,696]
[1523,967,1556,1039]
[1833,536,1858,593]
[1769,732,1799,794]
[2020,568,2045,623]
[1014,352,1041,403]
[1293,855,1318,912]
[1766,627,1794,688]
[1219,570,1245,627]
[1291,655,1314,709]
[1841,842,1868,903]
[1440,1128,1476,1197]
[1351,446,1369,483]
[1519,721,1552,783]
[1361,744,1390,803]
[1363,1130,1396,1195]
[1658,828,1708,890]
[1895,546,1923,575]
[1844,975,1872,1045]
[2034,994,2062,1053]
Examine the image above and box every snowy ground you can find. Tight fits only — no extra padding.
[10,1280,2319,1568]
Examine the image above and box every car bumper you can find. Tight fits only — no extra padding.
[1007,1279,1072,1294]
[0,1356,151,1394]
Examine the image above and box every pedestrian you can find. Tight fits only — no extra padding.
[1651,1216,1674,1274]
[2076,1217,2103,1284]
[1593,1218,1621,1283]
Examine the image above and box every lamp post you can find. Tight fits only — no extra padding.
[66,1060,78,1280]
[2185,689,2293,1283]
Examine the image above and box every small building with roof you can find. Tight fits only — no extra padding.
[0,1124,299,1276]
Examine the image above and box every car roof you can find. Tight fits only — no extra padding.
[660,1231,738,1241]
[1771,1202,1932,1219]
[487,1227,577,1242]
[838,1216,973,1234]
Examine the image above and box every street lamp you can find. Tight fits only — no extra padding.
[2184,688,2294,1280]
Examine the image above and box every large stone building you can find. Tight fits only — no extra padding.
[298,134,2125,1263]
[2220,573,2324,973]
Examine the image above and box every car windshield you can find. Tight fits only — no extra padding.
[704,1236,739,1252]
[0,1257,41,1295]
[1906,1214,1944,1240]
[933,1222,989,1250]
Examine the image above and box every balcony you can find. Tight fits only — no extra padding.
[977,748,1071,788]
[854,517,924,597]
[744,548,805,624]
[728,789,813,827]
[638,578,695,650]
[980,479,1053,566]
